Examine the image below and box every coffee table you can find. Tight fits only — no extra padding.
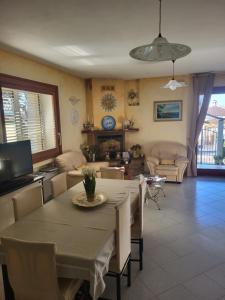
[145,176,166,210]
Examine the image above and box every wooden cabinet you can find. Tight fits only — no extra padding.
[109,157,145,179]
[127,157,145,178]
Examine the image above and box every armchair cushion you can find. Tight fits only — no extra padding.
[160,159,175,165]
[146,142,188,182]
[55,151,86,172]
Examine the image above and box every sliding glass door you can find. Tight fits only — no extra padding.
[197,87,225,172]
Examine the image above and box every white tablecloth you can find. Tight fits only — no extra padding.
[0,178,139,300]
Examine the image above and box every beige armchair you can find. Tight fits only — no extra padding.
[55,151,109,188]
[146,142,188,183]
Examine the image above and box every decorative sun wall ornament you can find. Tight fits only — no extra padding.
[101,93,117,112]
[127,89,139,106]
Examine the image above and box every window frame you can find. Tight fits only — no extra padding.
[0,73,62,163]
[197,85,225,176]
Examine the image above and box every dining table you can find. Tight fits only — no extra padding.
[0,178,139,300]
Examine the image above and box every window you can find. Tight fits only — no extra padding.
[0,74,61,163]
[197,87,225,167]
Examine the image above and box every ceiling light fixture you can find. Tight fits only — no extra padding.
[162,60,188,90]
[129,0,191,62]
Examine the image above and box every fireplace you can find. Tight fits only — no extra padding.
[97,135,124,159]
[86,130,125,160]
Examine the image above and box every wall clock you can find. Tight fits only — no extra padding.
[101,115,116,130]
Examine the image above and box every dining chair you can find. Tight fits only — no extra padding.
[12,186,43,221]
[107,195,131,300]
[50,172,67,198]
[100,167,125,180]
[131,174,146,270]
[1,237,82,300]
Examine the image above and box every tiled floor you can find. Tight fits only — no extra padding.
[102,176,225,300]
[1,176,225,300]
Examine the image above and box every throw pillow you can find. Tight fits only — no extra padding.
[160,159,175,165]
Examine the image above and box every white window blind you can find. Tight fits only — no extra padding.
[2,87,56,154]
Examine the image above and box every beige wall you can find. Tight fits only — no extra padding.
[2,48,223,161]
[125,75,193,153]
[0,49,86,160]
[89,79,125,128]
[86,76,193,154]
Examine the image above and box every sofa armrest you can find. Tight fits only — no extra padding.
[86,161,110,171]
[175,157,188,182]
[175,157,189,166]
[146,156,159,176]
[67,171,84,188]
[146,156,160,165]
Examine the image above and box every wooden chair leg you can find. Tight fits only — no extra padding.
[116,274,121,300]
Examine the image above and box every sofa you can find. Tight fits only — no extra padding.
[146,142,188,183]
[55,151,109,188]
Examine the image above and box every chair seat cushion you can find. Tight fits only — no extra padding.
[156,165,178,176]
[58,278,82,300]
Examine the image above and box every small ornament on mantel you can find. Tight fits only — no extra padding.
[101,85,115,92]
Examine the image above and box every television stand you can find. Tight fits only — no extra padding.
[0,174,44,197]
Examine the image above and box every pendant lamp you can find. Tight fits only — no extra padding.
[162,60,188,90]
[129,0,191,62]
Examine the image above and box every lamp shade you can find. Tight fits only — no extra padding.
[129,36,191,62]
[162,79,188,90]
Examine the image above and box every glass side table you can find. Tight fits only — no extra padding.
[145,176,166,210]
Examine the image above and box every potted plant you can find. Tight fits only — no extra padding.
[82,167,96,202]
[214,155,224,165]
[80,144,98,162]
[130,144,142,158]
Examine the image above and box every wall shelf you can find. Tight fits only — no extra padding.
[81,128,139,134]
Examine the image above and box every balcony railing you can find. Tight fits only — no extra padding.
[197,115,224,165]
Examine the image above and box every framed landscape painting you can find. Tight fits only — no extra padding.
[154,100,182,121]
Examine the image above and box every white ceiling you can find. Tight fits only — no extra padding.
[0,0,225,79]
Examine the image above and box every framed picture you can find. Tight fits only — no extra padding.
[154,100,182,121]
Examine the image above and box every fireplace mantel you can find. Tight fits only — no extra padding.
[82,128,139,158]
[81,128,139,134]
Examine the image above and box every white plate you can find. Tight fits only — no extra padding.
[72,192,107,208]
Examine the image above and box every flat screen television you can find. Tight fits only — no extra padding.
[0,140,33,184]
